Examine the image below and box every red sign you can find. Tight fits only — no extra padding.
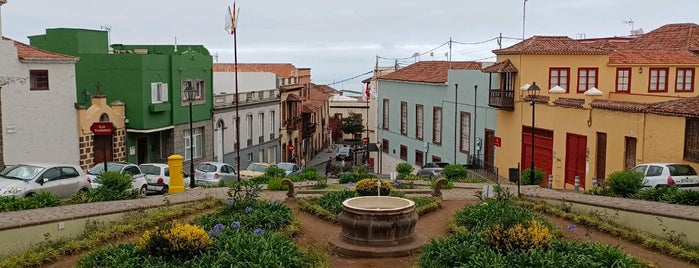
[494,136,502,147]
[90,122,115,135]
[288,144,294,151]
[362,137,369,144]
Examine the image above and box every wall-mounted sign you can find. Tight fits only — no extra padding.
[90,122,115,135]
[494,136,502,147]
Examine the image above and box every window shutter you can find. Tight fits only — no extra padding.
[151,83,159,103]
[161,83,169,102]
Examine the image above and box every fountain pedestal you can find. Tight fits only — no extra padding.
[330,196,427,257]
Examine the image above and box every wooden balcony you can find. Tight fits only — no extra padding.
[285,117,301,131]
[489,89,515,111]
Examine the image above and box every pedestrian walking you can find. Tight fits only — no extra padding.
[325,157,333,176]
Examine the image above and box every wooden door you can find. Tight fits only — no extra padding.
[93,135,113,164]
[624,137,637,170]
[521,127,554,186]
[596,132,607,183]
[484,129,495,172]
[565,133,587,189]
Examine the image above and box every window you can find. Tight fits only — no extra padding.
[649,68,668,92]
[577,68,598,93]
[501,72,513,90]
[259,112,265,142]
[432,155,441,162]
[60,167,79,179]
[247,114,253,146]
[334,113,343,120]
[433,107,442,144]
[676,68,695,92]
[270,111,276,138]
[182,79,204,101]
[382,139,389,153]
[549,68,570,92]
[415,150,424,167]
[416,104,424,140]
[615,68,631,93]
[150,82,169,103]
[400,101,407,135]
[382,99,389,130]
[460,112,471,154]
[685,118,699,162]
[184,127,203,160]
[30,70,49,90]
[400,145,407,160]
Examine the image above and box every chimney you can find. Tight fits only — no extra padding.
[0,0,7,38]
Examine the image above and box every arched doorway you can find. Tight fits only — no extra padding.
[93,113,114,164]
[215,119,225,162]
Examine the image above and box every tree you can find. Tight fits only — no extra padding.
[341,112,365,139]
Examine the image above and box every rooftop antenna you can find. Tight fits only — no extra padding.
[100,24,112,53]
[213,52,219,62]
[624,19,643,36]
[174,36,178,53]
[623,18,634,32]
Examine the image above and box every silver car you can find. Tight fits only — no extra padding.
[0,163,91,199]
[277,162,301,176]
[86,162,148,196]
[416,162,450,178]
[194,162,237,186]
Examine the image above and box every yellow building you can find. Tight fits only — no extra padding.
[488,23,699,190]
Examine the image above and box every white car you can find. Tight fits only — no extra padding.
[139,163,185,194]
[0,163,91,199]
[194,162,237,186]
[631,163,699,188]
[86,162,148,196]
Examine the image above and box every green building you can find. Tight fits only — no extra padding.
[29,28,213,166]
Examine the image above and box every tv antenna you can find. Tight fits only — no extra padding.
[100,24,112,51]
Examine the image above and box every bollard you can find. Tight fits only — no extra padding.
[592,176,597,188]
[547,175,553,189]
[574,176,580,192]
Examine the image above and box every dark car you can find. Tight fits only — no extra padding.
[416,162,450,178]
[335,147,354,161]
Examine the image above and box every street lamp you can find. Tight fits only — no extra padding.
[527,81,541,196]
[184,85,197,188]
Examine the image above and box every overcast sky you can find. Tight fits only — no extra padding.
[2,0,698,90]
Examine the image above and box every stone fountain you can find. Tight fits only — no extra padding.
[329,195,427,257]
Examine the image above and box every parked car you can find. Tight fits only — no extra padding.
[194,162,237,186]
[416,162,450,178]
[335,147,354,161]
[240,162,276,180]
[139,163,190,194]
[0,163,91,199]
[86,162,148,196]
[277,162,301,176]
[631,163,699,188]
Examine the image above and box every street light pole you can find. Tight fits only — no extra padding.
[453,83,458,164]
[527,82,541,197]
[184,85,196,188]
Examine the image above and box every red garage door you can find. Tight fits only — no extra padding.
[521,127,553,187]
[565,133,587,189]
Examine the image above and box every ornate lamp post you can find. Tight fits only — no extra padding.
[184,85,197,188]
[527,82,541,196]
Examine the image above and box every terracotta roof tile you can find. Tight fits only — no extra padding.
[493,36,608,55]
[482,59,518,73]
[3,37,78,62]
[647,97,699,118]
[590,99,650,113]
[213,63,299,77]
[609,50,699,64]
[582,38,632,52]
[523,95,550,104]
[553,97,585,108]
[626,23,699,51]
[378,61,481,84]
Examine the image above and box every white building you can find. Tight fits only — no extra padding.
[212,71,280,167]
[0,0,80,166]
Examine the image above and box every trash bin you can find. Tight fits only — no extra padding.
[508,167,520,183]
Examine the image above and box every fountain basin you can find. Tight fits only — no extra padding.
[330,196,427,257]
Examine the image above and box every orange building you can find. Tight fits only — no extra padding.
[488,23,699,190]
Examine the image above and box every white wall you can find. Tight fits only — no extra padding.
[0,44,79,165]
[213,72,277,94]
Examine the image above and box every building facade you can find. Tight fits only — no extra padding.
[212,70,280,168]
[29,28,214,168]
[376,61,497,173]
[489,23,699,190]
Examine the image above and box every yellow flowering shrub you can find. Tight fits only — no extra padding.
[355,178,392,196]
[485,219,553,254]
[136,221,212,258]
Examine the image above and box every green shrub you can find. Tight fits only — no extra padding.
[135,221,212,259]
[663,188,699,206]
[442,164,469,181]
[585,186,612,196]
[338,173,359,184]
[520,168,545,185]
[251,175,270,185]
[224,180,262,210]
[395,162,414,179]
[0,192,62,212]
[198,199,293,233]
[429,179,454,189]
[606,170,645,197]
[298,167,321,181]
[485,219,553,254]
[453,200,554,234]
[265,166,286,178]
[636,186,676,201]
[266,177,286,191]
[71,171,140,202]
[355,178,391,196]
[317,190,357,215]
[457,177,492,183]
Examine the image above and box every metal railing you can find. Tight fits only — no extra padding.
[213,89,280,109]
[467,154,500,183]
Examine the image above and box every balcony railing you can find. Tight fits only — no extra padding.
[285,117,301,131]
[213,89,281,109]
[488,89,515,111]
[302,122,317,138]
[258,136,264,144]
[247,138,253,147]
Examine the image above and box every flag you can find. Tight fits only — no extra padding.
[225,2,238,35]
[369,86,377,98]
[365,83,371,100]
